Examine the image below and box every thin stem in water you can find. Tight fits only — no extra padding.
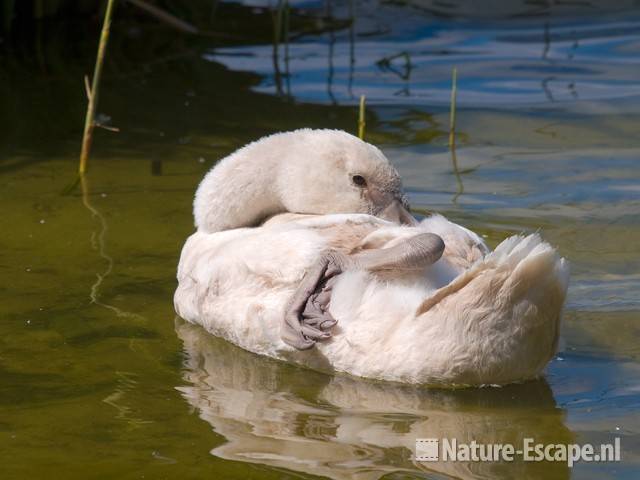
[448,67,463,203]
[79,0,117,175]
[450,143,464,203]
[358,94,366,140]
[272,0,284,96]
[448,66,457,150]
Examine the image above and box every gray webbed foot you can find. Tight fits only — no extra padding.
[282,254,343,350]
[281,233,445,350]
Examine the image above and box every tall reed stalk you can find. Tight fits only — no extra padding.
[79,0,117,175]
[448,67,463,202]
[448,67,457,149]
[358,94,366,140]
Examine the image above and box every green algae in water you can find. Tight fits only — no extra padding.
[1,1,640,478]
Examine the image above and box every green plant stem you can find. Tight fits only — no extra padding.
[127,0,198,34]
[450,143,464,203]
[358,94,366,140]
[448,67,457,149]
[79,0,116,175]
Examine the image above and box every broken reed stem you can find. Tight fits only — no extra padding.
[448,67,457,149]
[358,94,366,140]
[127,0,198,34]
[79,0,116,175]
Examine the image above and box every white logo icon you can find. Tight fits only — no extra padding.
[415,438,439,461]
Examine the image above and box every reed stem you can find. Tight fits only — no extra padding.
[448,67,457,149]
[450,143,464,203]
[79,0,116,175]
[271,0,286,96]
[127,0,198,34]
[358,94,366,140]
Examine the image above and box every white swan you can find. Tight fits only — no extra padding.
[175,129,569,386]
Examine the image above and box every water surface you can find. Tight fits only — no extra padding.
[1,0,639,478]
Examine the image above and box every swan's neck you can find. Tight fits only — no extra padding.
[193,154,283,233]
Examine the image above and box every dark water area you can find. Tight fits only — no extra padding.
[1,1,639,478]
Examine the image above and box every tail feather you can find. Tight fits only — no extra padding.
[414,234,569,384]
[417,234,569,315]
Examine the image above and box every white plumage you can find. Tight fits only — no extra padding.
[175,129,569,386]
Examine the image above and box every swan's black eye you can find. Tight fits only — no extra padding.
[352,175,367,187]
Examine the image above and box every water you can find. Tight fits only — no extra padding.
[1,0,639,478]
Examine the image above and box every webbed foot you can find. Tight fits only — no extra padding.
[282,253,343,350]
[282,233,445,350]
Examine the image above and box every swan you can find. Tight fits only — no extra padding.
[175,129,569,386]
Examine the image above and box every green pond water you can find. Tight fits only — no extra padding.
[1,0,639,478]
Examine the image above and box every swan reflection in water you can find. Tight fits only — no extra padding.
[176,319,573,479]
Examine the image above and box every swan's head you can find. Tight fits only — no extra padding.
[194,129,414,232]
[274,129,412,222]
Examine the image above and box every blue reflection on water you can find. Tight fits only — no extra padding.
[207,0,640,108]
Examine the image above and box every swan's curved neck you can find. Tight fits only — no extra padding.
[193,155,283,233]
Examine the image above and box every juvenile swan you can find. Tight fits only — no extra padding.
[175,129,570,386]
[194,129,413,232]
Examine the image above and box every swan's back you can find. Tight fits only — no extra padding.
[323,231,569,385]
[175,213,569,386]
